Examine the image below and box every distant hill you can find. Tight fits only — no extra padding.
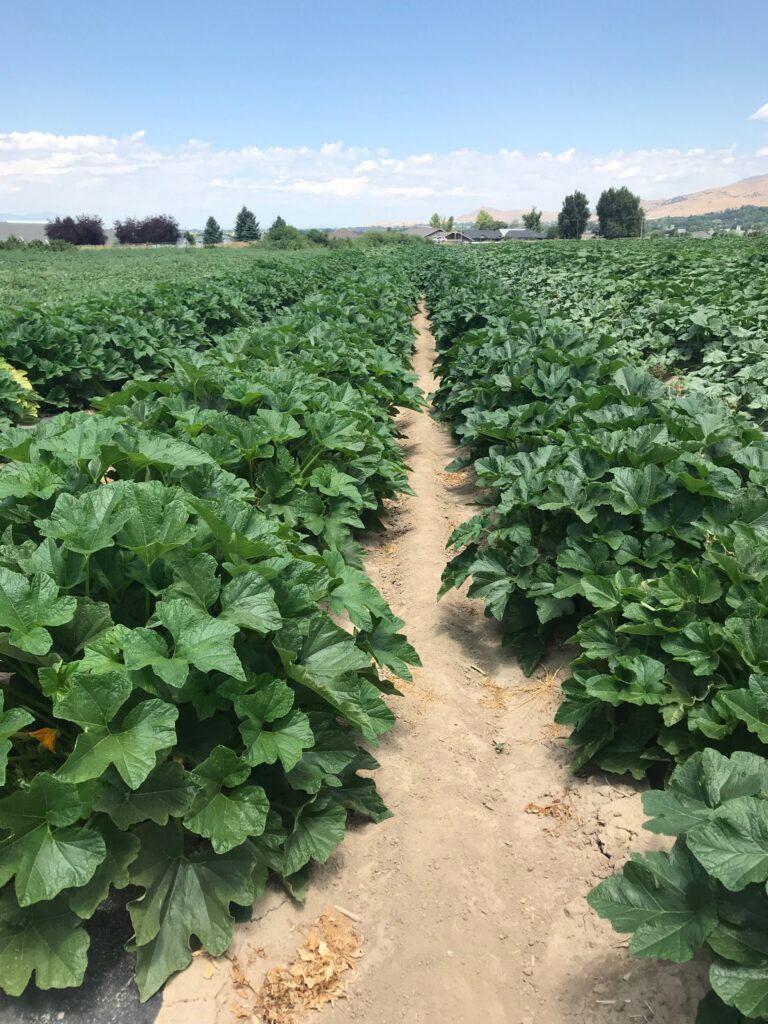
[643,175,768,220]
[0,212,55,223]
[453,176,768,227]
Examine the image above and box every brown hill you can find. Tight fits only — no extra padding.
[457,176,768,225]
[642,174,768,219]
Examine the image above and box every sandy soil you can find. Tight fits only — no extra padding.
[157,306,707,1024]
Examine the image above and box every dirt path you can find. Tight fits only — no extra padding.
[157,306,706,1024]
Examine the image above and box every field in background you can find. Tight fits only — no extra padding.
[2,238,768,1021]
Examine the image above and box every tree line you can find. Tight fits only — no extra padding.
[42,206,310,247]
[431,186,645,240]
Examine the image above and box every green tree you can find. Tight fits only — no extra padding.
[234,206,261,241]
[428,213,454,231]
[264,216,305,249]
[183,230,196,246]
[46,215,106,246]
[305,228,330,246]
[522,207,542,232]
[596,187,643,239]
[557,191,590,239]
[265,216,288,240]
[475,209,495,230]
[202,216,223,246]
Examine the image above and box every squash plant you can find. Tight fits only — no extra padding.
[591,749,768,1022]
[0,251,421,1000]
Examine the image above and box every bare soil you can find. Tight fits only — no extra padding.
[157,306,707,1024]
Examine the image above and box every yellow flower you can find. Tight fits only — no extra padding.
[28,727,58,753]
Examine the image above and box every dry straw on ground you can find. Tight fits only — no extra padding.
[230,908,364,1024]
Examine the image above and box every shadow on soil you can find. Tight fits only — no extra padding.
[0,893,161,1024]
[560,946,709,1023]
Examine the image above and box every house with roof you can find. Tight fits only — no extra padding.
[443,228,503,244]
[500,227,546,240]
[439,226,546,244]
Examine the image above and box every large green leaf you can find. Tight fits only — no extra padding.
[643,750,768,836]
[276,615,377,737]
[687,798,768,891]
[236,678,314,771]
[55,672,178,789]
[323,551,390,630]
[93,762,199,829]
[717,675,768,744]
[39,484,132,555]
[183,746,269,853]
[0,568,76,655]
[116,482,195,565]
[286,716,361,794]
[588,845,718,961]
[124,598,244,687]
[219,571,282,634]
[723,618,768,674]
[0,774,106,906]
[0,891,90,996]
[282,796,347,877]
[127,822,263,1000]
[68,817,140,918]
[359,616,421,682]
[710,962,768,1020]
[608,465,675,514]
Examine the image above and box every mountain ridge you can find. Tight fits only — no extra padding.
[451,175,768,225]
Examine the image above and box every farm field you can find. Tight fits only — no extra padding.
[1,239,768,1024]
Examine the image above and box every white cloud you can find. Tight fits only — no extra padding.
[593,159,623,173]
[0,130,764,226]
[749,102,768,120]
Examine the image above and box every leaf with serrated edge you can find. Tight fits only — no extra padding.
[0,891,90,995]
[127,822,262,1001]
[0,775,106,906]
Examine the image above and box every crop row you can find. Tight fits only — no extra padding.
[0,251,421,1000]
[425,244,768,1022]
[0,249,333,412]
[452,239,768,422]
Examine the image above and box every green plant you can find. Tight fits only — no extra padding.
[590,749,768,1022]
[0,247,422,1002]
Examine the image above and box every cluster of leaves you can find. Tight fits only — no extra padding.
[428,248,768,778]
[0,360,39,429]
[0,252,330,408]
[0,252,421,1000]
[591,749,768,1022]
[438,238,768,421]
[113,215,181,246]
[426,240,768,1021]
[45,215,107,247]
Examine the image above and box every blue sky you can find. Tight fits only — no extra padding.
[2,0,768,226]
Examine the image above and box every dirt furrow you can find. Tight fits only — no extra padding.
[157,304,705,1024]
